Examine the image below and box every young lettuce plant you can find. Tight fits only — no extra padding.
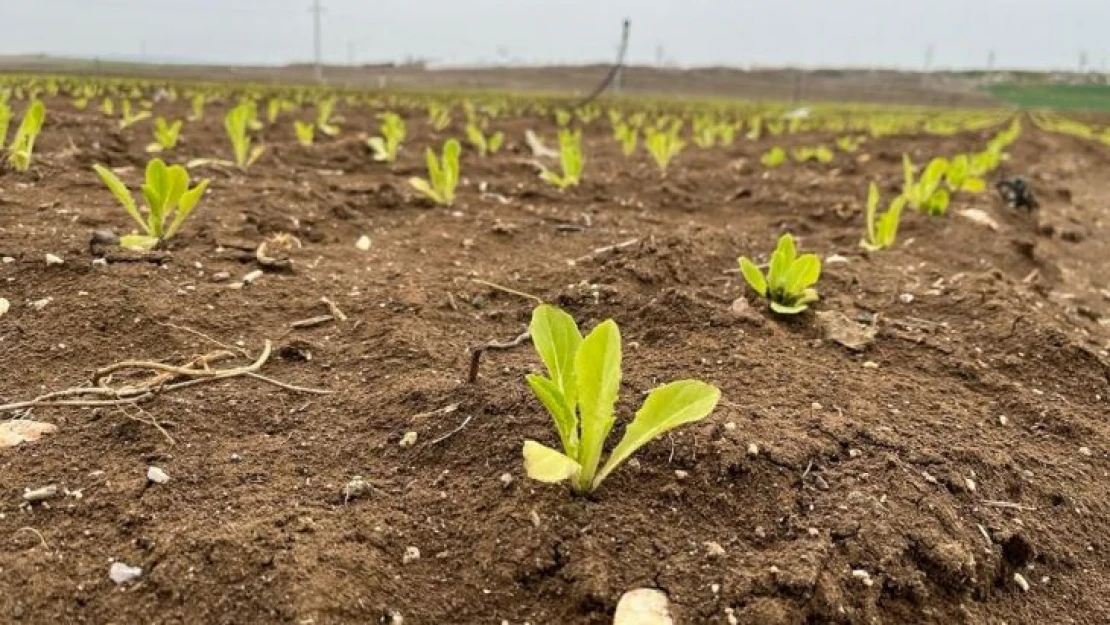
[902,155,950,216]
[367,112,406,163]
[760,147,787,168]
[465,121,504,157]
[146,117,182,153]
[92,159,209,250]
[738,233,821,315]
[408,138,461,205]
[644,121,685,174]
[187,94,206,122]
[225,102,265,170]
[294,121,315,147]
[427,102,452,132]
[0,101,10,150]
[6,99,45,172]
[613,121,638,156]
[118,100,151,130]
[944,154,986,193]
[860,182,906,252]
[540,128,584,190]
[315,97,340,136]
[522,304,721,494]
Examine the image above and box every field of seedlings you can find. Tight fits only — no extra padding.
[1,74,1109,624]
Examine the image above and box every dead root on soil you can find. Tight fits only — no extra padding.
[0,340,332,417]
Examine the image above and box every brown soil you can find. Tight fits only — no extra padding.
[1,96,1109,625]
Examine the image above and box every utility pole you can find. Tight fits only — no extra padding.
[924,44,935,72]
[612,19,631,95]
[987,49,996,71]
[347,40,355,66]
[309,0,325,82]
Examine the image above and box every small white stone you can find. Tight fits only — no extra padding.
[499,473,513,488]
[825,254,849,265]
[899,293,915,304]
[613,588,673,625]
[242,269,263,285]
[998,415,1009,426]
[811,402,823,411]
[343,475,369,500]
[704,541,726,558]
[109,562,143,584]
[92,258,108,267]
[0,298,9,318]
[355,235,372,251]
[723,422,737,431]
[1079,447,1092,457]
[862,361,879,369]
[31,297,52,311]
[398,431,418,448]
[807,527,820,537]
[848,448,862,458]
[747,443,760,456]
[1013,572,1031,592]
[45,253,64,266]
[965,478,977,492]
[674,470,689,480]
[851,569,874,587]
[1,256,14,264]
[146,466,170,484]
[402,546,421,565]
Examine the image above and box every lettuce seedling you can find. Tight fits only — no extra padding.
[902,155,950,216]
[225,103,265,170]
[408,138,461,205]
[187,94,206,121]
[427,102,452,131]
[613,121,638,156]
[554,109,573,127]
[118,100,151,130]
[100,97,115,117]
[294,120,315,147]
[738,233,821,315]
[465,121,504,157]
[792,146,834,164]
[836,136,862,153]
[316,98,340,136]
[367,112,406,163]
[6,99,45,172]
[146,117,182,153]
[93,159,209,250]
[540,128,584,189]
[644,121,685,174]
[0,101,10,150]
[523,304,721,494]
[760,147,787,168]
[944,154,986,193]
[746,116,762,140]
[860,182,906,252]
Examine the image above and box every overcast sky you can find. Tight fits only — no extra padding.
[2,0,1107,71]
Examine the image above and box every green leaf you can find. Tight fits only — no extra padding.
[93,164,145,233]
[594,380,720,489]
[767,234,796,292]
[770,300,810,315]
[961,177,986,193]
[522,440,581,483]
[527,374,579,457]
[738,257,768,297]
[529,304,582,396]
[785,254,821,293]
[573,319,622,492]
[367,136,387,160]
[166,178,209,239]
[408,177,440,203]
[119,234,159,250]
[865,182,879,242]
